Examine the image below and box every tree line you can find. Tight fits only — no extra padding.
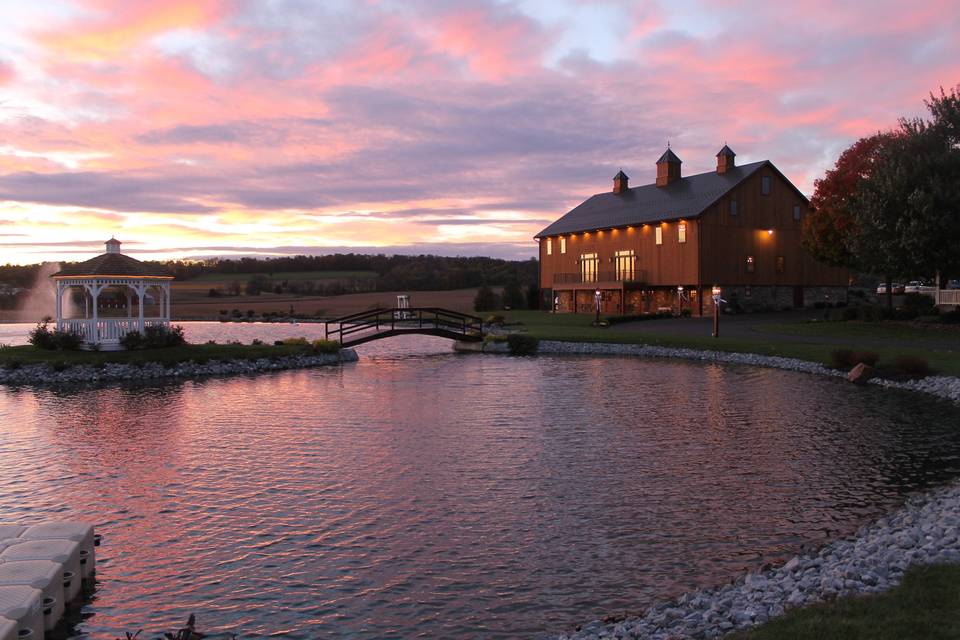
[803,85,960,303]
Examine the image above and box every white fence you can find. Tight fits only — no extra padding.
[62,318,168,344]
[937,289,960,306]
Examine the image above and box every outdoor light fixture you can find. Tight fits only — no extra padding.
[711,286,723,338]
[594,289,602,323]
[767,229,774,235]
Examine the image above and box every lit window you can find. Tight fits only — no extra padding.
[655,226,663,245]
[793,205,801,221]
[730,200,738,216]
[678,223,687,243]
[776,256,785,273]
[614,250,636,281]
[546,238,552,255]
[746,255,755,273]
[761,176,771,195]
[560,237,566,254]
[580,253,598,283]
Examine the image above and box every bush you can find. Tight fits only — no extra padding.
[506,333,539,356]
[680,308,692,317]
[251,338,264,346]
[841,306,860,321]
[484,315,506,325]
[893,355,932,377]
[281,337,310,346]
[831,349,880,368]
[122,324,186,350]
[29,317,82,351]
[3,359,22,370]
[311,339,341,354]
[940,310,960,324]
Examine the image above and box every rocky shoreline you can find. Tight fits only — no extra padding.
[0,349,358,385]
[555,479,960,640]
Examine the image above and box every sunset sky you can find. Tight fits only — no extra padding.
[0,0,958,264]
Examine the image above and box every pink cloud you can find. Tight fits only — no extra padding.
[0,61,13,84]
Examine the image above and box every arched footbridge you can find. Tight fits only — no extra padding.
[325,308,484,347]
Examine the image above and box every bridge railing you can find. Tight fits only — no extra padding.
[325,307,484,346]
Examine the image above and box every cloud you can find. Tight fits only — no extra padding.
[0,0,958,264]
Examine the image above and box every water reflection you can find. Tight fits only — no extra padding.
[1,336,960,638]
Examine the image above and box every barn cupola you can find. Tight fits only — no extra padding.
[716,144,736,174]
[612,169,629,194]
[655,146,682,187]
[105,237,122,254]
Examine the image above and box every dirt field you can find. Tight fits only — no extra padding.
[171,287,492,319]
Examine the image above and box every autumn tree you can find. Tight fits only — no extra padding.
[803,133,892,268]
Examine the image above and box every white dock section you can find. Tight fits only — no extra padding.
[0,521,98,640]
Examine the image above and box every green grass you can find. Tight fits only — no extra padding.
[0,343,321,367]
[190,270,378,283]
[501,311,960,377]
[760,320,960,343]
[728,564,960,640]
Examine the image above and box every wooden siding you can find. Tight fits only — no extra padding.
[538,220,700,290]
[698,166,848,286]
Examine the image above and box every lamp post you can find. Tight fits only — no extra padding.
[594,289,601,323]
[677,285,684,316]
[712,285,722,337]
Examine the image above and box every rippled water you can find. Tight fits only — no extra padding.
[2,325,960,638]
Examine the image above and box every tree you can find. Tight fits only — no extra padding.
[525,284,540,310]
[851,86,960,288]
[804,133,892,268]
[474,285,498,312]
[501,282,524,309]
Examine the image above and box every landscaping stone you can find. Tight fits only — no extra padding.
[0,348,358,386]
[846,362,875,385]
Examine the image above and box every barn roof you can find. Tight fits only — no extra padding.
[52,252,172,278]
[536,160,780,238]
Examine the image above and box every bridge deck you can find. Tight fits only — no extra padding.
[325,307,484,347]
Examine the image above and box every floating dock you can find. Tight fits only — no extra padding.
[0,522,98,640]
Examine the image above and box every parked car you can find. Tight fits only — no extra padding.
[904,280,925,294]
[876,283,904,294]
[948,280,960,290]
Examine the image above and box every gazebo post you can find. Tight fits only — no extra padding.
[90,283,104,345]
[136,282,146,333]
[55,282,63,329]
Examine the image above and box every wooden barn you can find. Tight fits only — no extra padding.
[535,146,849,316]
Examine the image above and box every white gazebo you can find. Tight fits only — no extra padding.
[51,238,174,350]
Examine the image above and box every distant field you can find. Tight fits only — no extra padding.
[189,271,378,282]
[172,287,493,319]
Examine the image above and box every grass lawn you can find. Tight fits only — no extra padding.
[501,311,960,377]
[727,564,960,640]
[0,342,323,367]
[189,270,378,282]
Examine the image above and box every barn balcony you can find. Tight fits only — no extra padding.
[552,271,647,289]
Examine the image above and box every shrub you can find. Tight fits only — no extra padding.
[51,361,69,372]
[311,339,341,354]
[831,349,880,368]
[120,331,145,350]
[680,308,692,317]
[28,317,56,350]
[841,306,859,321]
[52,328,83,351]
[273,340,284,346]
[3,359,22,370]
[506,333,539,356]
[902,293,935,314]
[893,355,932,377]
[281,337,310,346]
[939,310,960,324]
[251,338,264,346]
[484,315,506,325]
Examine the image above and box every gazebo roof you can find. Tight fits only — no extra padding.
[52,239,172,278]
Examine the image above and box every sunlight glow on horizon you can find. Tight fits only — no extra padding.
[0,0,958,264]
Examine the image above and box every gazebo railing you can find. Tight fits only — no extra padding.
[62,318,168,343]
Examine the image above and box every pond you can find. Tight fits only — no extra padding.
[1,324,960,638]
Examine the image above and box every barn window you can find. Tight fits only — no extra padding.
[793,205,801,221]
[761,176,771,195]
[746,255,755,273]
[580,252,598,283]
[655,226,663,245]
[730,200,738,216]
[776,256,785,273]
[560,237,567,254]
[546,238,552,255]
[678,223,687,243]
[614,250,636,281]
